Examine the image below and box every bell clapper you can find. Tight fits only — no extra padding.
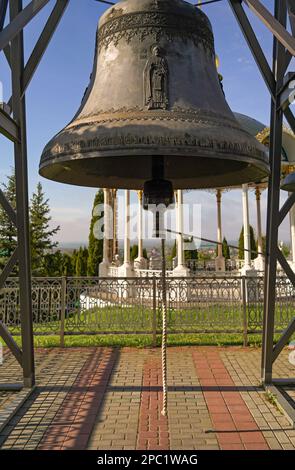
[143,156,174,418]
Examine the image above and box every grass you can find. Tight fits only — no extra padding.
[0,332,286,349]
[1,304,294,349]
[264,390,284,415]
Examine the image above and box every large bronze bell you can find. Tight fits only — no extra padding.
[39,0,269,190]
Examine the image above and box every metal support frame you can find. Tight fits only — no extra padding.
[0,0,294,412]
[229,0,295,423]
[0,0,69,390]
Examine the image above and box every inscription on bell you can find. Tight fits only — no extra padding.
[144,46,169,110]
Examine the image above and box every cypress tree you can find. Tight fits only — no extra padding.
[87,190,104,276]
[75,248,83,277]
[72,249,78,274]
[62,253,74,276]
[238,226,257,260]
[76,247,88,276]
[130,244,138,261]
[43,251,63,277]
[171,240,177,260]
[222,237,230,260]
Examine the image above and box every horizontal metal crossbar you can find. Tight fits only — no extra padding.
[0,107,19,141]
[277,247,295,287]
[279,192,295,225]
[0,188,17,226]
[0,322,22,366]
[272,317,295,363]
[0,248,18,290]
[0,0,50,51]
[20,0,69,99]
[243,0,295,56]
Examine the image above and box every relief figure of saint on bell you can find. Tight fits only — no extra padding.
[144,46,169,110]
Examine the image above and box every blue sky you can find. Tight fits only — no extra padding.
[0,0,292,245]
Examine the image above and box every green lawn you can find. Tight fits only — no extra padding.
[1,304,294,349]
[1,332,288,349]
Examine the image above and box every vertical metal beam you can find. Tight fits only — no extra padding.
[9,0,35,388]
[261,0,287,385]
[0,0,8,31]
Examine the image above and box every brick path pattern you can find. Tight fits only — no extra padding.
[0,347,294,450]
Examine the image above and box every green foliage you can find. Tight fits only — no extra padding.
[130,244,138,261]
[216,238,230,259]
[281,242,290,259]
[30,182,60,275]
[198,250,213,261]
[43,251,63,277]
[238,225,257,260]
[130,245,147,261]
[76,247,88,276]
[61,253,74,276]
[3,333,284,349]
[171,240,177,260]
[87,190,104,276]
[185,239,198,261]
[72,250,78,273]
[0,171,17,271]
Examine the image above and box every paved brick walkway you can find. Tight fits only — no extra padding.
[0,346,294,450]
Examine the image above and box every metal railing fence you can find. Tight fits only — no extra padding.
[0,275,294,346]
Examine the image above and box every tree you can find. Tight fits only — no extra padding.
[30,182,60,275]
[185,246,198,261]
[238,225,257,260]
[222,237,230,260]
[61,253,74,276]
[72,249,78,273]
[130,244,138,261]
[170,240,177,260]
[87,190,104,276]
[43,251,63,277]
[76,246,88,276]
[76,249,83,277]
[280,242,290,259]
[0,171,17,270]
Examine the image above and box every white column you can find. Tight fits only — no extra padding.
[99,188,111,277]
[215,189,225,272]
[241,184,255,274]
[254,186,264,271]
[134,191,147,270]
[119,190,134,277]
[112,189,117,261]
[173,190,189,276]
[289,192,295,268]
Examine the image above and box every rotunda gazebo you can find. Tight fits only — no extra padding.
[99,112,295,278]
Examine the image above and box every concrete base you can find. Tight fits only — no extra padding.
[173,265,190,277]
[240,267,259,303]
[254,256,265,272]
[118,263,134,277]
[240,265,257,277]
[99,261,110,277]
[215,256,226,272]
[134,257,148,270]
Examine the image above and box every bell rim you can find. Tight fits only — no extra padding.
[39,150,269,191]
